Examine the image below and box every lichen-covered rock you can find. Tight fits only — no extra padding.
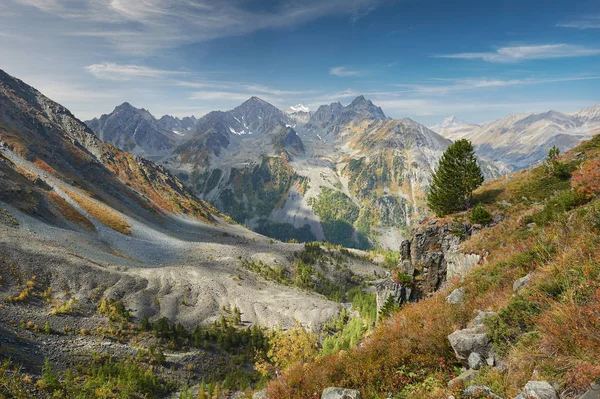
[322,387,362,399]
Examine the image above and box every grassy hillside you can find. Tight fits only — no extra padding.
[265,133,600,398]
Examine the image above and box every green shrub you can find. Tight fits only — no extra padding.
[469,203,493,225]
[485,296,541,354]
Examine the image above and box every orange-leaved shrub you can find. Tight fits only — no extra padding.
[266,294,458,399]
[572,159,600,199]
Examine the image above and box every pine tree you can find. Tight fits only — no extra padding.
[427,139,484,216]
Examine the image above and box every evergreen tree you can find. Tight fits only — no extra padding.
[427,139,484,216]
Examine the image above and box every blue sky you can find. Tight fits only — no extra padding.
[1,0,599,125]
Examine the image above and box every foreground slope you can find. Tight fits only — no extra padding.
[267,131,600,398]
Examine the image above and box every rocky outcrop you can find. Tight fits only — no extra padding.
[321,387,362,399]
[399,221,480,297]
[374,278,412,319]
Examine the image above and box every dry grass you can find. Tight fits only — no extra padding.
[267,137,600,399]
[48,192,95,231]
[66,189,131,235]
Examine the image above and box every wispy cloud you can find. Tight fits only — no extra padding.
[558,15,600,29]
[436,44,600,62]
[17,0,386,53]
[394,76,600,95]
[86,63,186,80]
[329,66,363,77]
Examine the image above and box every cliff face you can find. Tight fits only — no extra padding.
[375,220,483,316]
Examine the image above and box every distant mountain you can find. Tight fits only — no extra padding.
[85,103,180,158]
[433,106,600,169]
[430,116,480,141]
[173,96,297,162]
[284,104,311,124]
[158,114,197,135]
[307,95,387,135]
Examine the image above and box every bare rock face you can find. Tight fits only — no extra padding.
[321,387,362,399]
[399,221,479,297]
[374,278,412,319]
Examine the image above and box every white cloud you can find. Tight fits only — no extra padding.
[86,63,185,80]
[436,44,600,62]
[394,76,600,95]
[558,15,600,29]
[16,0,386,53]
[329,66,363,77]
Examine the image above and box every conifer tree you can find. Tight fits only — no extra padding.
[427,139,484,216]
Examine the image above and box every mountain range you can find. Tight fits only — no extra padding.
[430,106,600,169]
[86,95,511,250]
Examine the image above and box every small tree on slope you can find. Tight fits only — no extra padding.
[427,139,484,216]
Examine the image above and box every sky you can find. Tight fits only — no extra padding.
[1,0,599,125]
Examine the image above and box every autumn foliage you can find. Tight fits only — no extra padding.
[572,159,600,199]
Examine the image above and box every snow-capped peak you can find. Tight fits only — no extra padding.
[288,104,310,113]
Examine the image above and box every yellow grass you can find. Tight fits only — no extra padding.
[67,190,131,235]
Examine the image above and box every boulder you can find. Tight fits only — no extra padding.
[579,383,600,399]
[468,352,484,370]
[513,273,533,293]
[446,252,481,281]
[514,381,557,399]
[464,385,503,399]
[448,311,496,367]
[446,287,465,305]
[322,387,362,399]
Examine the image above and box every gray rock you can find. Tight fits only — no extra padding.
[448,312,496,366]
[446,287,465,304]
[374,278,411,321]
[513,273,533,293]
[322,387,362,399]
[518,381,557,399]
[579,383,600,399]
[253,389,268,399]
[464,385,503,399]
[468,352,484,370]
[448,368,479,388]
[470,311,497,328]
